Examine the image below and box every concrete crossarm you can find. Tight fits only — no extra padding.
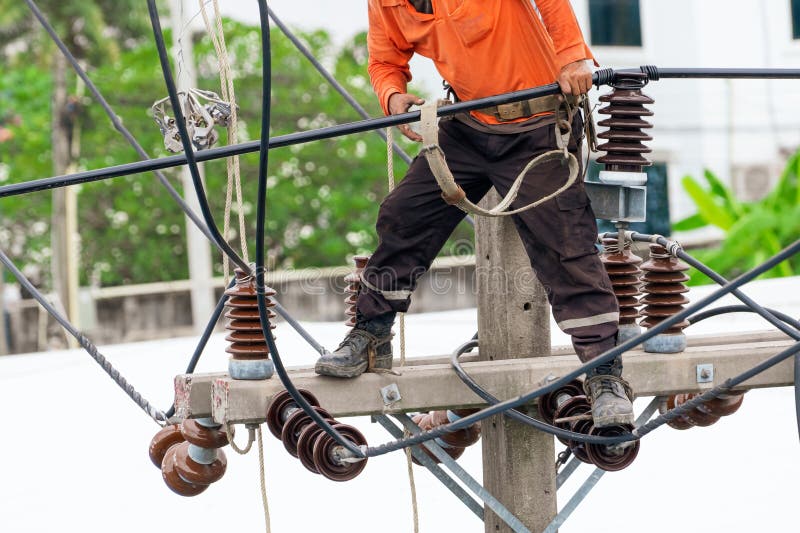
[172,332,795,425]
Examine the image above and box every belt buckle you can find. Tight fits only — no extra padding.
[496,101,524,121]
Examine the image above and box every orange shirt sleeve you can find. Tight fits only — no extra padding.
[536,0,598,69]
[367,0,414,115]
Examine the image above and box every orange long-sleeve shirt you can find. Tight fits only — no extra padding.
[367,0,595,124]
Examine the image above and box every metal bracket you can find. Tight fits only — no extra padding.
[380,383,401,406]
[585,180,647,222]
[696,363,714,383]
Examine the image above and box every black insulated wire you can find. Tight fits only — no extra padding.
[252,0,365,458]
[451,339,634,445]
[361,238,800,456]
[146,0,249,274]
[5,65,800,199]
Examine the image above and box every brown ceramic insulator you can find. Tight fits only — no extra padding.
[161,446,208,497]
[585,424,640,472]
[181,419,229,449]
[149,424,185,468]
[224,268,276,360]
[344,255,370,327]
[539,379,585,426]
[639,245,691,334]
[312,423,369,482]
[265,389,320,439]
[700,392,745,417]
[662,394,696,430]
[297,424,328,474]
[552,395,593,463]
[410,409,481,463]
[600,238,643,327]
[663,391,746,430]
[171,441,227,486]
[281,406,334,458]
[596,73,654,173]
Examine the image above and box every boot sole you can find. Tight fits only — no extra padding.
[314,359,368,378]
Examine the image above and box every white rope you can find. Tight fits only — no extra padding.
[256,426,272,533]
[225,422,255,455]
[199,0,249,283]
[403,429,420,533]
[388,128,418,531]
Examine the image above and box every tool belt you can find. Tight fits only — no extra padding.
[478,93,579,122]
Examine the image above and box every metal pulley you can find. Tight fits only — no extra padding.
[151,88,235,152]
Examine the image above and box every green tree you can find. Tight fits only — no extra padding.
[1,19,449,287]
[673,150,800,284]
[0,0,150,301]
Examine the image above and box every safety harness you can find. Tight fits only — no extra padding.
[418,96,582,217]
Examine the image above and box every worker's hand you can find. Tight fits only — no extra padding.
[388,92,425,142]
[558,60,593,96]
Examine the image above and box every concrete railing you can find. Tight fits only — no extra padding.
[3,255,478,354]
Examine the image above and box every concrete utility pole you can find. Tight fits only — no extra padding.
[170,0,215,333]
[475,190,556,532]
[51,53,79,348]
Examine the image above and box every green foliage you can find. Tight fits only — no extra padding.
[674,151,800,284]
[1,18,444,287]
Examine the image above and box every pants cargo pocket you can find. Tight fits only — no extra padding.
[555,184,599,260]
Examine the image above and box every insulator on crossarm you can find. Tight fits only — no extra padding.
[410,409,481,465]
[161,418,229,496]
[225,267,276,380]
[344,255,370,327]
[661,391,746,430]
[600,237,643,344]
[639,244,690,353]
[595,71,654,186]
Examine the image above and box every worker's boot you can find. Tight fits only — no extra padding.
[314,311,395,378]
[583,357,635,428]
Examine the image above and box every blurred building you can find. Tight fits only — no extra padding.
[573,0,800,232]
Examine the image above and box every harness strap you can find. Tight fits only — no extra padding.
[419,99,581,218]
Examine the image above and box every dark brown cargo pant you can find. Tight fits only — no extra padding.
[357,114,619,362]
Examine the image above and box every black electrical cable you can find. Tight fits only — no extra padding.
[616,232,800,340]
[360,239,800,456]
[453,302,800,445]
[146,0,249,274]
[636,340,800,438]
[7,65,800,199]
[28,0,328,360]
[688,305,800,331]
[252,0,365,457]
[451,339,633,445]
[0,83,558,198]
